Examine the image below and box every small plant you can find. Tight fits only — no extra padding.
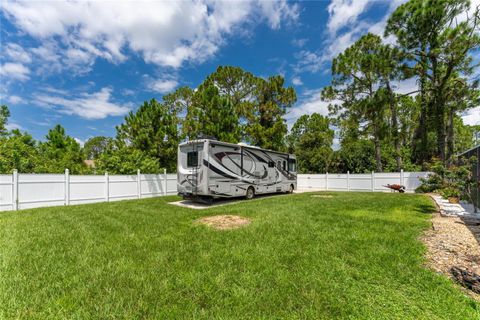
[440,187,460,203]
[417,157,478,209]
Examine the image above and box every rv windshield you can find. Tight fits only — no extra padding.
[288,159,296,172]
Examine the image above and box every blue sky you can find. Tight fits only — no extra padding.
[1,0,479,145]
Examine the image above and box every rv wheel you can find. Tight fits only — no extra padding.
[288,184,294,194]
[246,187,255,200]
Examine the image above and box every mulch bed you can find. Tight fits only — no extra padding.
[422,208,480,300]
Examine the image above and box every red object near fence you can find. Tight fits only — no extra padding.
[384,184,406,193]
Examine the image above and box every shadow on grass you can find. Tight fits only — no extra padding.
[414,203,437,215]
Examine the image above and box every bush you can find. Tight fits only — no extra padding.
[416,157,477,205]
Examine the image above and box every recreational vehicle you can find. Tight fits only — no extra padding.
[177,139,297,202]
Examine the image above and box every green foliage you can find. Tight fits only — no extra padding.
[95,141,161,174]
[245,75,296,150]
[386,0,480,163]
[184,85,241,142]
[0,130,39,173]
[416,157,477,203]
[323,33,403,172]
[0,105,10,136]
[117,98,180,172]
[37,125,87,174]
[332,140,377,173]
[287,113,334,173]
[83,136,111,160]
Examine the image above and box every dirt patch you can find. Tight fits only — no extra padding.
[422,210,480,300]
[311,195,334,198]
[197,215,251,230]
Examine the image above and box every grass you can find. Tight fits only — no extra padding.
[0,192,478,319]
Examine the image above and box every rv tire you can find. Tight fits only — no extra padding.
[246,187,255,200]
[288,184,294,194]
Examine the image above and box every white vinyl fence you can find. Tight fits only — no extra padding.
[0,169,428,212]
[297,171,429,193]
[0,169,177,211]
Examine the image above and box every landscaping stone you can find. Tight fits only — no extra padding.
[430,194,480,218]
[451,267,480,294]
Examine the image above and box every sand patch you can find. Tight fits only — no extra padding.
[197,215,251,230]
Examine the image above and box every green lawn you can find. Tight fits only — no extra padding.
[0,192,478,319]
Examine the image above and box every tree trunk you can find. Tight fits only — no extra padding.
[413,48,429,166]
[446,107,455,162]
[373,121,383,172]
[387,82,402,170]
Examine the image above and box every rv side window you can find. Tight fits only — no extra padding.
[288,159,296,172]
[187,151,198,167]
[268,161,275,168]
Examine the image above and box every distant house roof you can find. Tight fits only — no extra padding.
[83,159,96,168]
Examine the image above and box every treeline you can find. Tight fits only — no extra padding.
[0,0,479,175]
[321,0,480,173]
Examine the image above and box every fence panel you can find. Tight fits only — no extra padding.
[0,175,13,211]
[297,174,326,190]
[404,172,429,191]
[109,174,138,202]
[349,174,371,191]
[296,171,427,193]
[328,174,348,191]
[70,175,106,205]
[166,174,177,195]
[140,174,165,198]
[18,174,65,210]
[0,171,429,212]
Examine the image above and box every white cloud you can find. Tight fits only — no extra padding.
[7,95,25,105]
[6,122,23,131]
[4,43,32,63]
[34,87,130,119]
[74,137,85,147]
[1,0,298,70]
[393,78,419,96]
[292,77,303,86]
[291,38,308,48]
[258,1,299,29]
[293,50,324,73]
[286,88,334,126]
[462,106,480,126]
[327,0,371,35]
[292,0,407,75]
[147,77,179,94]
[0,62,30,81]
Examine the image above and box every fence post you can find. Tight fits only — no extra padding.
[137,169,141,199]
[12,169,18,211]
[65,169,70,206]
[347,171,350,191]
[400,169,404,186]
[105,172,109,202]
[163,168,167,196]
[371,171,375,192]
[325,172,329,191]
